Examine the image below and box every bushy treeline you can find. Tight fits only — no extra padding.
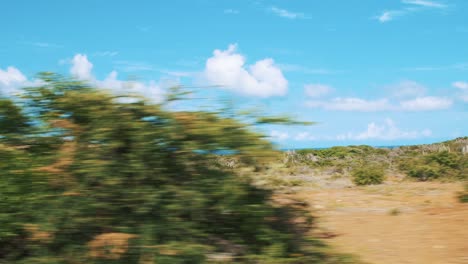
[283,140,467,185]
[0,73,359,263]
[397,146,467,181]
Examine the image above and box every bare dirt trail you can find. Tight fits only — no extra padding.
[290,182,468,264]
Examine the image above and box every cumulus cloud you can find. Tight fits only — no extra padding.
[68,54,166,102]
[399,96,452,111]
[305,79,452,112]
[337,119,432,140]
[204,44,288,97]
[97,70,166,102]
[304,84,332,98]
[453,81,468,90]
[307,98,391,112]
[270,130,289,141]
[291,119,432,142]
[453,81,468,102]
[0,66,39,95]
[70,54,94,80]
[0,67,27,87]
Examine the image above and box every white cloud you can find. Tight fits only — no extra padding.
[399,96,452,111]
[70,54,94,80]
[453,81,468,90]
[375,0,446,23]
[338,119,432,140]
[270,130,289,141]
[402,0,446,8]
[99,71,122,90]
[294,132,317,141]
[292,119,432,142]
[97,71,166,103]
[305,80,452,112]
[0,66,39,95]
[304,84,332,98]
[204,44,288,97]
[0,66,27,95]
[453,81,468,102]
[0,67,27,87]
[307,98,391,112]
[269,6,306,19]
[389,80,427,98]
[68,54,167,102]
[32,42,62,48]
[94,51,118,57]
[376,10,406,23]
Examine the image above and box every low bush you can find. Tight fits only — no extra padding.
[351,165,385,185]
[388,208,401,216]
[458,184,468,203]
[408,164,440,181]
[398,149,468,181]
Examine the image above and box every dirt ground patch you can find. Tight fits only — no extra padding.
[288,182,468,264]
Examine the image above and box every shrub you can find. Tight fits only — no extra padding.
[388,208,401,216]
[458,184,468,203]
[408,164,440,181]
[426,151,459,168]
[351,165,385,185]
[398,148,466,181]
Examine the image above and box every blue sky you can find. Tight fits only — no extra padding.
[1,0,467,148]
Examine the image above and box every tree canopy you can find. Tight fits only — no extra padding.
[0,74,353,263]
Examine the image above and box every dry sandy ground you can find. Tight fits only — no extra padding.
[288,182,468,264]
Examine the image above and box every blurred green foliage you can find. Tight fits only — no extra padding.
[0,99,30,134]
[0,74,357,263]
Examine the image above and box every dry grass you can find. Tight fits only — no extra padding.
[23,224,53,243]
[282,181,468,264]
[87,232,138,260]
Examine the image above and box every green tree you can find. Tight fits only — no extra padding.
[0,73,354,263]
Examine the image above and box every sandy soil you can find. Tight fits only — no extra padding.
[288,182,468,264]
